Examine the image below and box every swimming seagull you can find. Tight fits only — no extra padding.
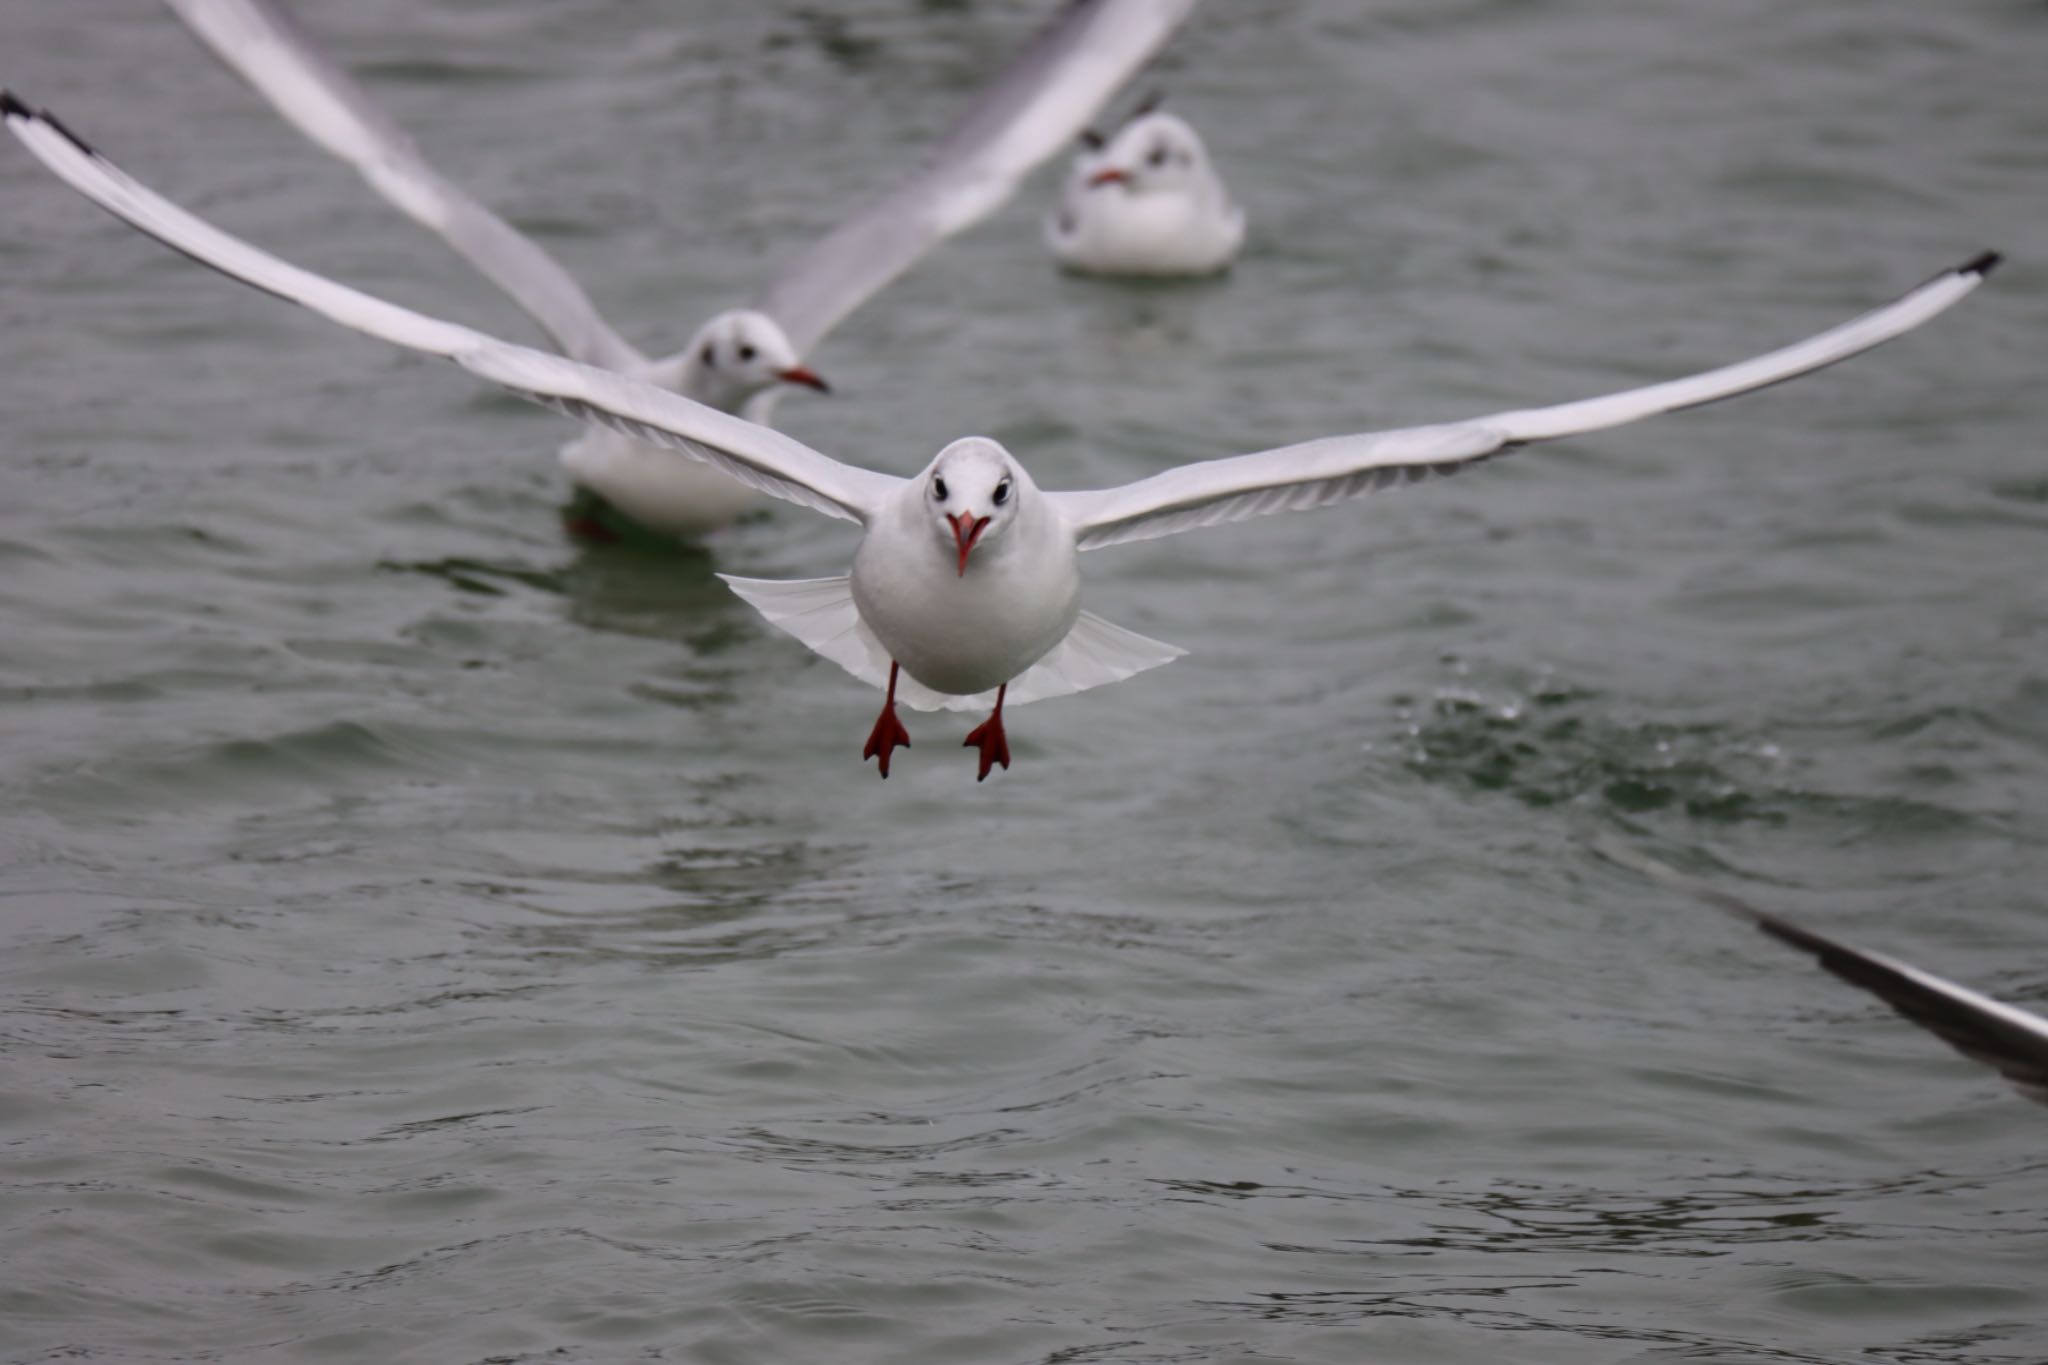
[1046,100,1244,275]
[160,0,1200,535]
[2,96,1998,780]
[1596,840,2048,1107]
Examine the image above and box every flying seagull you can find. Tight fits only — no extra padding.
[1596,839,2048,1107]
[2,95,1998,780]
[161,0,1200,534]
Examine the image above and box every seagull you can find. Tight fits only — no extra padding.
[3,96,1998,780]
[160,0,1200,536]
[1595,840,2048,1107]
[1046,99,1244,275]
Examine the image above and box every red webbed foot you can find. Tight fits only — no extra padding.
[962,684,1011,782]
[863,661,913,779]
[864,706,911,778]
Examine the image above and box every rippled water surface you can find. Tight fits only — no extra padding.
[3,2,2046,1361]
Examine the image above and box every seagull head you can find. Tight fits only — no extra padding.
[686,309,828,413]
[1084,112,1215,195]
[922,437,1024,578]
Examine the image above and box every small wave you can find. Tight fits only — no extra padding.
[1388,671,1787,824]
[1384,661,1992,838]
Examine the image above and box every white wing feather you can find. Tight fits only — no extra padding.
[1052,254,1998,550]
[5,94,1994,550]
[2,96,896,524]
[162,0,644,371]
[747,0,1200,360]
[173,0,1196,381]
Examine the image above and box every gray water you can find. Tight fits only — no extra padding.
[3,2,2046,1361]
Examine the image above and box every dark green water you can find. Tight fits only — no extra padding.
[3,2,2045,1361]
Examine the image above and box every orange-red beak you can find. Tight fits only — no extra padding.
[946,512,990,577]
[777,366,831,393]
[1087,167,1130,189]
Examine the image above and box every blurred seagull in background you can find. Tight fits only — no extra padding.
[162,0,1199,535]
[2,97,1996,780]
[1047,96,1243,275]
[1595,840,2048,1107]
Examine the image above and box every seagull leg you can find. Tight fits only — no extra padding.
[863,661,913,778]
[963,683,1011,782]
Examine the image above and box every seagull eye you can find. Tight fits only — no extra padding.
[1147,144,1167,168]
[932,477,949,502]
[737,343,757,363]
[699,342,716,368]
[993,478,1011,506]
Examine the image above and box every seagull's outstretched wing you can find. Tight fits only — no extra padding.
[162,0,644,372]
[1597,840,2048,1107]
[2,94,894,523]
[747,0,1199,360]
[1051,254,1998,550]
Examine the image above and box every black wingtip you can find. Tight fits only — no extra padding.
[0,91,96,155]
[1961,250,2003,279]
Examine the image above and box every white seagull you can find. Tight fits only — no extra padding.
[161,0,1200,536]
[1046,100,1244,275]
[2,96,1998,780]
[1596,840,2048,1107]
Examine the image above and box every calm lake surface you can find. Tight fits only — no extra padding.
[2,2,2045,1361]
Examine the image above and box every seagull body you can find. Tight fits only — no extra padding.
[557,314,821,534]
[560,425,761,536]
[851,442,1081,698]
[1048,111,1244,275]
[2,95,1998,779]
[161,0,1198,535]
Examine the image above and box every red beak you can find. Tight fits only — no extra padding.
[777,366,831,393]
[1087,167,1130,189]
[947,512,990,577]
